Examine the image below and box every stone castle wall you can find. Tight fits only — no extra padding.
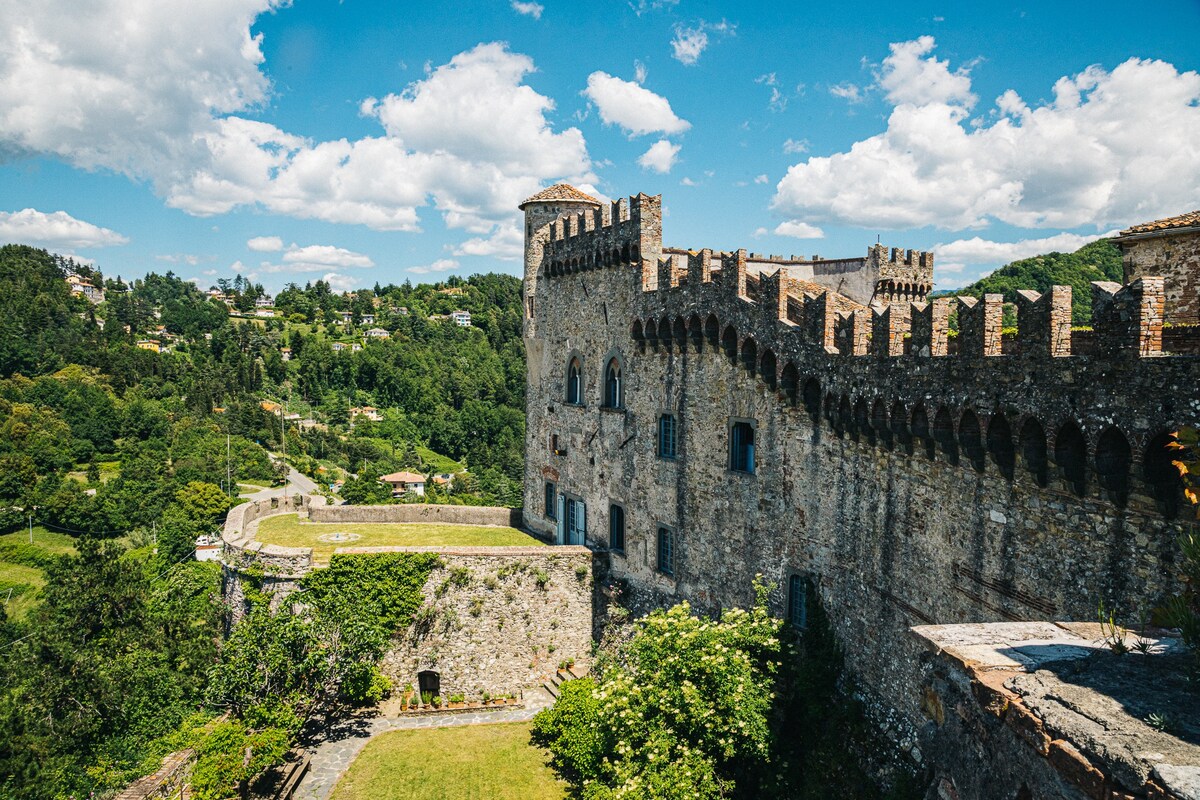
[521,192,1200,785]
[377,546,594,698]
[219,499,589,694]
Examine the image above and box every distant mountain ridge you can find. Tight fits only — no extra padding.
[939,238,1123,325]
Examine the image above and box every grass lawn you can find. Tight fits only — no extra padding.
[0,561,46,622]
[0,527,78,556]
[330,722,566,800]
[255,514,542,562]
[414,445,463,473]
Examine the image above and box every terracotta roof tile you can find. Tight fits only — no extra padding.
[519,183,601,209]
[1119,210,1200,236]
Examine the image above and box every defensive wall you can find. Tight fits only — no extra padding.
[219,498,591,697]
[521,190,1200,799]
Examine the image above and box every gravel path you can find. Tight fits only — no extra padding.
[293,689,555,800]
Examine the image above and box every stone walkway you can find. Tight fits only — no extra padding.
[293,689,555,800]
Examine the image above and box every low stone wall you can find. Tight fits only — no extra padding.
[377,546,593,698]
[222,494,314,575]
[309,502,524,529]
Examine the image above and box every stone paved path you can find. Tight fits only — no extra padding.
[293,689,555,800]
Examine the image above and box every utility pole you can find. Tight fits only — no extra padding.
[28,513,32,544]
[226,433,232,498]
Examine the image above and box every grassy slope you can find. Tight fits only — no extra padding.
[948,239,1123,325]
[330,723,566,800]
[254,514,541,562]
[0,528,77,621]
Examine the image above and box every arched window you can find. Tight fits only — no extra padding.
[566,358,583,405]
[604,358,623,408]
[609,504,625,553]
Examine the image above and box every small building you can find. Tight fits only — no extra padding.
[260,400,282,414]
[135,340,160,352]
[255,309,275,318]
[379,470,426,497]
[360,313,375,325]
[339,311,353,324]
[68,278,105,303]
[280,347,292,361]
[194,534,222,562]
[351,406,383,422]
[331,342,347,352]
[351,342,363,352]
[450,310,472,327]
[392,306,410,316]
[1112,210,1200,325]
[365,327,390,339]
[256,295,273,308]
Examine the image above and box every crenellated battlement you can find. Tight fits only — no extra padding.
[540,193,662,277]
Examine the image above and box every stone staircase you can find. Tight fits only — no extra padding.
[542,661,590,701]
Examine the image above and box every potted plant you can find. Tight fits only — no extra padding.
[448,693,465,709]
[421,690,433,709]
[481,691,491,706]
[432,695,443,709]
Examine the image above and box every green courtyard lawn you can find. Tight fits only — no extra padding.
[0,527,75,622]
[254,513,542,562]
[330,722,566,800]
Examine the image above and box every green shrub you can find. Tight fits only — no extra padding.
[339,663,393,706]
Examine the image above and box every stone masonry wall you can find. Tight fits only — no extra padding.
[521,192,1200,780]
[1119,230,1200,325]
[309,502,524,529]
[377,546,593,698]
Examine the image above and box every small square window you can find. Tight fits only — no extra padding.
[545,481,557,520]
[788,575,808,629]
[729,420,755,473]
[657,413,678,460]
[609,504,625,553]
[656,526,675,577]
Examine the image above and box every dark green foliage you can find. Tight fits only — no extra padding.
[0,541,221,799]
[300,552,441,637]
[950,239,1123,325]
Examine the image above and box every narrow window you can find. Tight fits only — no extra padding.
[656,526,674,576]
[566,358,582,404]
[604,358,623,408]
[787,575,807,629]
[657,413,678,459]
[729,421,756,473]
[545,481,557,520]
[551,434,565,456]
[609,504,625,553]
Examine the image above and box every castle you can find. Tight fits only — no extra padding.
[520,185,1200,799]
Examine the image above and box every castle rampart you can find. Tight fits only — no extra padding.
[520,187,1199,799]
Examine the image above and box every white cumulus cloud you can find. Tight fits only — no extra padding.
[638,140,681,173]
[247,235,283,252]
[453,225,524,261]
[670,20,733,66]
[0,208,128,248]
[408,258,460,275]
[511,1,543,19]
[582,72,690,137]
[773,220,825,239]
[933,230,1119,281]
[256,242,375,273]
[774,39,1200,232]
[0,6,593,253]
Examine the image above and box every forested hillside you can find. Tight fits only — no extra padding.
[0,243,528,798]
[947,238,1123,324]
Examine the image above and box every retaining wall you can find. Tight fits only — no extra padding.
[308,502,524,529]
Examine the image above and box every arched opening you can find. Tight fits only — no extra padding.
[1054,421,1087,497]
[566,357,583,405]
[912,404,934,459]
[836,394,853,438]
[418,670,440,702]
[802,378,821,419]
[704,314,720,350]
[855,398,873,446]
[823,392,837,426]
[631,319,645,353]
[888,401,910,455]
[644,319,659,351]
[873,398,892,450]
[959,410,985,473]
[603,358,623,409]
[622,242,631,262]
[1144,431,1184,518]
[760,350,777,390]
[1095,427,1131,508]
[673,317,688,350]
[781,363,799,406]
[741,337,758,375]
[688,314,704,352]
[1020,418,1049,487]
[934,406,958,465]
[987,413,1015,481]
[721,325,738,364]
[611,247,620,265]
[658,316,673,353]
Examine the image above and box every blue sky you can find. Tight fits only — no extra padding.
[1,0,1198,292]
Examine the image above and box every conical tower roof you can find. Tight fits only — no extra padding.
[519,183,601,209]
